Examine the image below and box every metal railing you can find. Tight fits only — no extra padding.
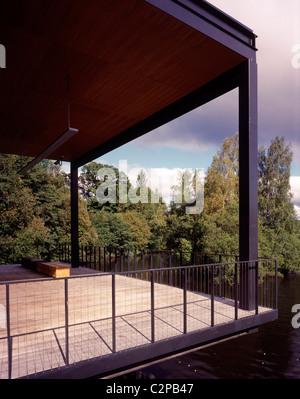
[0,258,277,379]
[58,243,238,271]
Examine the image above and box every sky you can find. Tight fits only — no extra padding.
[65,0,300,216]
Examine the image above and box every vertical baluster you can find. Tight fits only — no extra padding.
[211,265,214,327]
[234,262,238,320]
[6,284,12,379]
[183,268,187,334]
[65,279,69,365]
[112,274,116,353]
[151,271,155,343]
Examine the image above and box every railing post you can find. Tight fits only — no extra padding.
[112,274,116,353]
[6,284,12,379]
[234,262,238,320]
[183,268,187,334]
[127,249,130,275]
[275,259,278,310]
[98,247,101,271]
[121,249,124,273]
[85,246,88,269]
[64,278,69,366]
[168,251,172,286]
[211,265,214,327]
[255,260,259,314]
[219,255,222,297]
[151,271,155,343]
[159,251,162,283]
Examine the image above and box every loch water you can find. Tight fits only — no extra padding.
[132,274,300,379]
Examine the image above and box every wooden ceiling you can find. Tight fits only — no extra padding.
[0,0,246,164]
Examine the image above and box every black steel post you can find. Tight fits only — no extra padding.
[70,162,79,268]
[112,274,116,353]
[6,284,12,379]
[121,249,124,273]
[98,247,101,271]
[183,268,187,334]
[238,58,258,310]
[211,265,214,327]
[64,278,69,365]
[234,262,238,320]
[275,259,278,310]
[255,261,259,314]
[151,271,155,343]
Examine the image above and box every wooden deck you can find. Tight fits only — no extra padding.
[0,264,271,379]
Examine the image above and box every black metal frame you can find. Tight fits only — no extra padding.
[69,0,259,314]
[69,60,258,307]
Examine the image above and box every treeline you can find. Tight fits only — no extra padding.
[0,134,299,274]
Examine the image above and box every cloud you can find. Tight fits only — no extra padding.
[294,205,300,219]
[209,0,300,147]
[290,176,300,206]
[125,163,184,203]
[136,89,238,152]
[120,161,204,204]
[132,1,300,167]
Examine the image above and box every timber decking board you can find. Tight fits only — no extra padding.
[0,265,268,379]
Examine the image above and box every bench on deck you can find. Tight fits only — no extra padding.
[21,257,70,278]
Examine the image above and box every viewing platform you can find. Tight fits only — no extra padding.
[0,261,278,379]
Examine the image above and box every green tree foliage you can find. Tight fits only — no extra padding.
[258,136,300,273]
[79,162,132,213]
[80,164,168,250]
[1,133,299,274]
[90,210,134,249]
[204,133,239,215]
[0,154,97,263]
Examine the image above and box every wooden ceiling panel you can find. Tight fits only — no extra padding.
[0,0,246,163]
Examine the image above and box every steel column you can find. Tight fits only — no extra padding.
[6,284,12,379]
[238,58,258,310]
[70,162,79,268]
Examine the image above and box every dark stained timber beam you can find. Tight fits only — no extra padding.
[73,65,241,168]
[18,128,78,175]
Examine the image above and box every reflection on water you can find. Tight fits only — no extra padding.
[130,274,300,379]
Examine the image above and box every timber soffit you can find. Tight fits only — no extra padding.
[73,0,258,168]
[0,0,257,168]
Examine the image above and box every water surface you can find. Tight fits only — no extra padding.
[132,274,300,379]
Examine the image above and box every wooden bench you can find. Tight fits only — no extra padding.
[35,262,70,278]
[21,257,70,278]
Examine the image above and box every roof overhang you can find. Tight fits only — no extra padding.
[0,0,257,169]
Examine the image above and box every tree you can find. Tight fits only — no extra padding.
[0,154,97,263]
[90,210,134,249]
[79,161,132,213]
[258,136,295,231]
[120,211,151,251]
[258,136,300,274]
[198,203,239,256]
[204,133,239,215]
